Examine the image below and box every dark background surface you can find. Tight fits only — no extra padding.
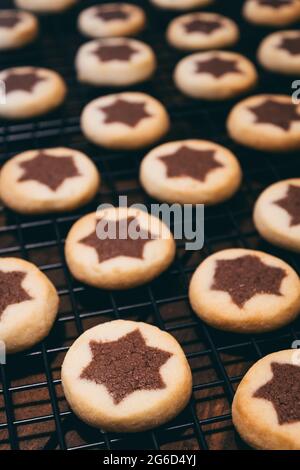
[0,0,299,450]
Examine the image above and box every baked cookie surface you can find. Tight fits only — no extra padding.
[0,147,100,214]
[140,139,242,204]
[189,248,300,333]
[61,320,192,432]
[0,9,38,50]
[14,0,78,13]
[258,30,300,75]
[243,0,300,26]
[150,0,214,10]
[233,349,300,449]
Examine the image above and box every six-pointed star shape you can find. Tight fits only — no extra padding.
[248,99,300,131]
[195,56,242,78]
[159,145,223,182]
[183,18,222,35]
[277,35,300,55]
[99,98,152,127]
[257,0,292,7]
[0,13,22,28]
[0,270,32,318]
[211,255,286,307]
[274,184,300,226]
[3,71,46,94]
[18,151,81,191]
[94,7,129,22]
[80,329,172,404]
[79,216,155,263]
[254,362,300,425]
[92,43,139,62]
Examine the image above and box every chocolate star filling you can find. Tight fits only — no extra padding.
[277,35,300,56]
[248,99,300,131]
[195,56,242,78]
[274,184,300,226]
[254,362,300,425]
[80,329,172,404]
[0,12,22,28]
[79,216,155,263]
[18,151,80,191]
[92,43,139,62]
[99,98,152,127]
[183,18,222,35]
[159,145,223,182]
[94,6,129,22]
[3,71,46,94]
[0,270,32,317]
[211,255,286,308]
[257,0,292,7]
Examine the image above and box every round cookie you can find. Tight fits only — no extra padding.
[0,66,67,120]
[232,349,300,449]
[254,178,300,252]
[81,92,170,150]
[14,0,78,14]
[0,257,59,354]
[140,140,242,205]
[0,147,100,215]
[75,37,156,87]
[258,30,300,75]
[77,3,146,39]
[150,0,214,10]
[174,51,257,100]
[0,10,38,50]
[61,320,192,432]
[243,0,300,27]
[189,248,300,333]
[166,12,239,51]
[227,94,300,152]
[65,207,176,290]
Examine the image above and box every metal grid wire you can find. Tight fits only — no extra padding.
[0,0,299,450]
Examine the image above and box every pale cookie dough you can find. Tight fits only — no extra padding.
[0,147,100,215]
[0,10,38,50]
[140,140,242,205]
[233,349,300,449]
[227,94,300,152]
[0,257,59,354]
[254,178,300,252]
[14,0,78,14]
[166,12,239,51]
[150,0,214,10]
[81,92,170,150]
[243,0,300,27]
[61,320,192,432]
[189,248,300,333]
[174,51,257,100]
[65,207,176,290]
[78,3,146,39]
[258,30,300,75]
[75,37,156,87]
[0,66,67,120]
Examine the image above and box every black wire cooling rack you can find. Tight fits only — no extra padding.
[0,0,300,450]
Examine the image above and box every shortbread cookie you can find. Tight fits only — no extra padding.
[0,147,100,215]
[233,349,300,449]
[243,0,300,27]
[65,207,176,289]
[78,3,146,39]
[167,12,239,51]
[140,140,242,205]
[0,257,59,354]
[62,320,192,432]
[258,30,300,75]
[0,67,67,120]
[254,179,300,252]
[0,10,38,50]
[15,0,78,13]
[174,51,257,100]
[189,248,300,333]
[75,38,156,87]
[81,92,170,150]
[227,94,300,152]
[150,0,214,10]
